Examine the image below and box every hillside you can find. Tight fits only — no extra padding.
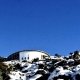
[0,56,7,62]
[1,51,80,80]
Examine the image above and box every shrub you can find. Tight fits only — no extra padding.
[32,58,39,62]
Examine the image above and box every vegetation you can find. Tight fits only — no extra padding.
[0,70,3,80]
[0,56,7,62]
[22,60,27,62]
[32,58,39,63]
[55,53,61,57]
[0,62,10,80]
[0,62,8,72]
[14,63,22,70]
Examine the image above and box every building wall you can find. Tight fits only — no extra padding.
[19,51,49,62]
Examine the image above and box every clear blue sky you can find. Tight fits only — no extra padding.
[0,0,80,57]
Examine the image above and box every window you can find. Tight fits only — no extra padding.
[22,57,23,60]
[28,55,29,60]
[25,57,26,60]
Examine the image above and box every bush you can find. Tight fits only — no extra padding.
[0,62,8,72]
[55,53,61,57]
[22,60,27,62]
[14,63,22,70]
[32,58,39,62]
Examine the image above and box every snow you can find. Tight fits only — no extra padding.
[22,63,33,71]
[22,63,38,72]
[9,71,26,80]
[48,66,73,80]
[4,60,19,66]
[29,74,42,80]
[3,50,80,80]
[50,56,64,60]
[57,79,64,80]
[6,60,80,80]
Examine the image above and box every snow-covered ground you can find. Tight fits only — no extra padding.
[2,51,80,80]
[9,71,26,80]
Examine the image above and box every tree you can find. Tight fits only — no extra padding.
[69,52,73,56]
[55,53,61,57]
[0,56,7,62]
[73,51,80,59]
[32,58,39,63]
[2,72,10,80]
[0,62,8,72]
[0,62,10,80]
[14,63,22,70]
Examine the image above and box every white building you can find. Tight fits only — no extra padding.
[19,50,50,62]
[7,50,50,62]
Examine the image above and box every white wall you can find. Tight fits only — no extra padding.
[19,51,29,62]
[19,51,49,62]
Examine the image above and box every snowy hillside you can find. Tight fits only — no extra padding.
[1,50,80,80]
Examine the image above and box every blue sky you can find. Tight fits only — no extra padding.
[0,0,80,57]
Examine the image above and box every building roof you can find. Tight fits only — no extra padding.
[16,50,49,54]
[7,50,50,60]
